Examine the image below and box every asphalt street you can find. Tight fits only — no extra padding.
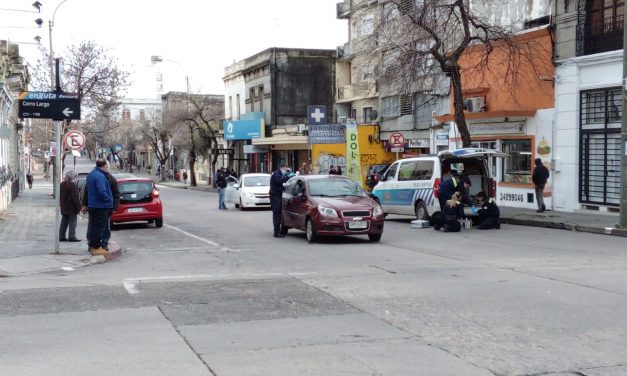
[2,183,627,376]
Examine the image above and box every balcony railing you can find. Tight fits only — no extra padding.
[576,14,624,56]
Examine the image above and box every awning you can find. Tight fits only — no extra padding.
[252,134,310,151]
[434,110,536,123]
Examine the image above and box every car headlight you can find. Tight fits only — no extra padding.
[318,205,338,218]
[373,205,384,217]
[244,191,255,198]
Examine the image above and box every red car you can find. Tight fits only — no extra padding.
[111,177,163,228]
[280,175,385,243]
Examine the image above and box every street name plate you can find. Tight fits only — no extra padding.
[18,91,81,121]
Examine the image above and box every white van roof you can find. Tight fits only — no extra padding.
[438,148,509,159]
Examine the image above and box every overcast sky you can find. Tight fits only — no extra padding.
[3,0,347,99]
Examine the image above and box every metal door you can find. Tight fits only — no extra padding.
[579,88,622,206]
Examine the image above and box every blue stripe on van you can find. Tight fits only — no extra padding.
[374,188,435,207]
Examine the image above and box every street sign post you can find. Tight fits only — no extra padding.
[389,132,405,160]
[18,91,81,121]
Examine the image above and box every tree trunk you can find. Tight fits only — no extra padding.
[450,65,472,148]
[189,149,197,187]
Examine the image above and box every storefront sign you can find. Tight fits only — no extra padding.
[345,120,363,183]
[435,131,449,146]
[243,145,269,154]
[224,119,264,140]
[211,148,234,155]
[470,122,525,136]
[309,124,346,144]
[408,139,429,148]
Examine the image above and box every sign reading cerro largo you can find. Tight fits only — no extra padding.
[18,91,81,121]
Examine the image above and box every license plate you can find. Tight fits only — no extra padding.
[127,207,143,213]
[348,220,368,229]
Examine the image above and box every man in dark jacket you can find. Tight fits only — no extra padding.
[475,191,500,230]
[215,167,228,210]
[59,169,82,242]
[85,159,113,255]
[269,163,293,238]
[532,158,550,213]
[438,174,473,213]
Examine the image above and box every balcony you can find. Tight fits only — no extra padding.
[576,14,624,56]
[337,0,350,19]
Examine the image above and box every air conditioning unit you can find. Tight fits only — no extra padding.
[464,96,486,113]
[297,124,308,135]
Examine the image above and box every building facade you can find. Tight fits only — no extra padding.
[0,41,29,212]
[552,0,623,213]
[223,48,336,173]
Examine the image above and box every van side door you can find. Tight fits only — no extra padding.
[373,162,399,214]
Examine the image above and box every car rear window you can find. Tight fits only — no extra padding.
[398,160,434,181]
[119,181,154,202]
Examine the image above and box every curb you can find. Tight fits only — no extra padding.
[501,217,627,237]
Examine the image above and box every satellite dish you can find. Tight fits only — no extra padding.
[370,110,379,121]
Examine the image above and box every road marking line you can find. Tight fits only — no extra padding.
[164,224,220,247]
[123,280,139,294]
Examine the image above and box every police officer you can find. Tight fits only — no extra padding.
[270,163,293,238]
[475,191,500,230]
[438,173,473,212]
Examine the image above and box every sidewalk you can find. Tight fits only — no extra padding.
[0,176,121,277]
[500,206,626,237]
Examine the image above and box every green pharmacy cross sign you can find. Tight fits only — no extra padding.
[18,91,81,121]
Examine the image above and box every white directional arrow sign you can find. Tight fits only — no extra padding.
[62,108,74,117]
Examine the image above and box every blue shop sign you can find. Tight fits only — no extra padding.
[224,119,264,140]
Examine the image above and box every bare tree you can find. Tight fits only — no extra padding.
[374,0,550,147]
[141,120,176,182]
[162,93,223,187]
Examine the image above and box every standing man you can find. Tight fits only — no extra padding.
[26,170,33,189]
[532,158,550,213]
[216,167,228,210]
[59,169,82,242]
[85,159,113,255]
[269,163,292,238]
[102,162,120,247]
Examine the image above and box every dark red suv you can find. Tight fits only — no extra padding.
[280,175,385,243]
[111,178,163,228]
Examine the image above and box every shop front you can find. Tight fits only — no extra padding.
[439,110,554,209]
[251,128,310,172]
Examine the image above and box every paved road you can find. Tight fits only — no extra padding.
[2,184,627,376]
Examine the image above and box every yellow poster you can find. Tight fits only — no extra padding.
[345,120,362,183]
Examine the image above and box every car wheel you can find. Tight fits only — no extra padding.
[155,218,163,228]
[368,233,382,242]
[414,201,429,221]
[306,218,317,243]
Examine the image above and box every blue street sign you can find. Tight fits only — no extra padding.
[224,119,264,140]
[307,105,327,125]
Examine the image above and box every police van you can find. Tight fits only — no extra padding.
[372,148,508,220]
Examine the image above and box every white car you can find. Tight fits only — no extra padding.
[225,173,272,210]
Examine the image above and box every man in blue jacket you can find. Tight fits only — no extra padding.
[85,159,114,255]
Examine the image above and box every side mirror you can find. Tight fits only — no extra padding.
[233,184,239,189]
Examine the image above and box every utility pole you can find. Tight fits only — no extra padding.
[621,14,627,228]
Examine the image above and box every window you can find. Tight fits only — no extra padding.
[363,64,374,81]
[139,109,146,121]
[577,0,625,55]
[502,140,532,184]
[398,160,434,181]
[236,94,241,119]
[122,109,131,120]
[400,94,413,116]
[363,107,374,122]
[383,162,399,181]
[361,13,374,35]
[381,96,400,117]
[228,96,233,120]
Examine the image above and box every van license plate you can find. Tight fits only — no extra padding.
[348,221,368,229]
[128,208,143,213]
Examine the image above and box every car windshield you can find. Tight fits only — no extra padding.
[308,179,366,197]
[243,176,270,187]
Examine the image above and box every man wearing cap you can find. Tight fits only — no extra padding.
[269,163,293,238]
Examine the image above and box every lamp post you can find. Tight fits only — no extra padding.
[49,0,69,255]
[150,55,190,94]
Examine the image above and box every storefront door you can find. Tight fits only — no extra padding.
[579,88,622,206]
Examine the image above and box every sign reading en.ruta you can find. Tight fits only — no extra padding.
[18,91,81,121]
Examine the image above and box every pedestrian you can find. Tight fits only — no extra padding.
[228,167,238,179]
[26,171,33,189]
[59,169,82,242]
[532,158,550,213]
[474,191,500,230]
[329,165,337,175]
[269,163,293,238]
[102,161,120,246]
[84,159,113,256]
[216,167,228,210]
[336,165,343,175]
[299,163,309,176]
[438,172,473,213]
